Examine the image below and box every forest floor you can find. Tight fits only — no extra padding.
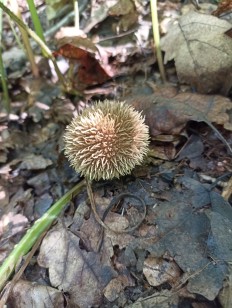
[1,0,232,307]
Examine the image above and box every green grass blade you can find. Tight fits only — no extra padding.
[0,0,10,113]
[0,1,68,90]
[0,180,86,291]
[27,0,45,42]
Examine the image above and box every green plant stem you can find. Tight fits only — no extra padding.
[150,0,166,83]
[26,0,47,57]
[10,0,39,77]
[0,49,10,113]
[26,0,45,42]
[20,27,39,77]
[0,179,86,291]
[0,0,10,113]
[0,1,68,90]
[7,15,24,50]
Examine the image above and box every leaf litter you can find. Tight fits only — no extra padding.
[1,0,232,307]
[161,11,232,94]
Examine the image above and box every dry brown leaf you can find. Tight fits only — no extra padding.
[80,193,135,254]
[55,36,99,57]
[37,226,117,307]
[83,0,118,33]
[8,280,64,307]
[109,0,138,32]
[19,154,53,170]
[175,92,232,130]
[225,28,232,39]
[0,213,28,237]
[130,290,179,307]
[109,0,134,16]
[80,211,108,252]
[0,184,9,207]
[212,0,232,16]
[46,0,69,21]
[128,93,232,136]
[55,27,87,40]
[113,10,138,32]
[161,11,232,94]
[104,275,135,302]
[149,143,176,160]
[53,37,111,88]
[218,268,232,308]
[143,257,181,287]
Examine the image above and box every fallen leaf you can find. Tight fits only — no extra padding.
[34,193,53,217]
[19,154,53,170]
[0,184,9,207]
[38,226,117,307]
[176,134,206,169]
[0,212,28,237]
[109,0,138,32]
[2,47,26,78]
[109,0,134,16]
[143,256,181,287]
[70,55,111,88]
[104,275,135,302]
[113,10,138,32]
[225,28,232,38]
[161,11,232,94]
[218,268,232,308]
[149,141,177,160]
[129,290,179,308]
[46,0,69,21]
[55,27,87,40]
[127,93,232,136]
[145,181,227,300]
[83,0,118,33]
[187,262,226,301]
[174,92,232,131]
[54,36,99,58]
[53,37,111,88]
[6,188,33,214]
[26,172,50,195]
[8,280,64,307]
[80,193,135,254]
[212,0,232,16]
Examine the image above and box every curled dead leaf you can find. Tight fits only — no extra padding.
[53,37,111,88]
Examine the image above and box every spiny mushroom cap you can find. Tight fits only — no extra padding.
[64,100,149,181]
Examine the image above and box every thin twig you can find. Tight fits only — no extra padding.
[86,179,147,251]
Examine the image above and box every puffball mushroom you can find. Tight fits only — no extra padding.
[64,100,149,181]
